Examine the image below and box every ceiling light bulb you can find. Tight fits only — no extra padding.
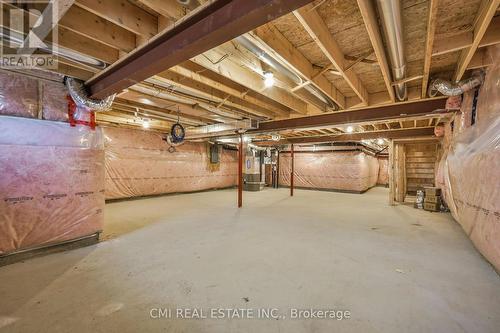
[142,119,150,129]
[346,126,354,133]
[263,71,274,88]
[377,138,385,145]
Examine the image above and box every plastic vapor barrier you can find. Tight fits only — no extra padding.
[377,157,389,185]
[279,151,379,192]
[436,45,500,271]
[103,127,238,199]
[0,116,105,255]
[0,71,38,118]
[42,80,69,122]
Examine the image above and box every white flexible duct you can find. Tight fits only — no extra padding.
[428,70,485,97]
[65,77,115,111]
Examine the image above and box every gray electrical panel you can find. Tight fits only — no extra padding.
[210,144,220,164]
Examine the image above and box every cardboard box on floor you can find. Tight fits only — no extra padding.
[424,187,441,196]
[424,202,440,212]
[424,195,440,204]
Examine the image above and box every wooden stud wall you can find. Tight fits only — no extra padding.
[404,142,438,195]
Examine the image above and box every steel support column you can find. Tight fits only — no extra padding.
[238,133,243,208]
[290,144,294,196]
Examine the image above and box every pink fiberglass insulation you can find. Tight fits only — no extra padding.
[436,44,500,271]
[41,80,69,122]
[0,116,104,255]
[103,127,238,199]
[0,70,69,121]
[377,158,389,185]
[0,71,38,118]
[279,151,379,192]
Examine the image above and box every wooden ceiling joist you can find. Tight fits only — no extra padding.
[286,128,435,144]
[87,0,315,99]
[356,0,396,103]
[157,69,281,119]
[176,62,291,117]
[421,0,439,98]
[249,24,346,109]
[138,0,186,21]
[453,0,500,81]
[75,0,158,38]
[0,3,120,64]
[432,15,500,56]
[130,83,244,122]
[294,4,369,105]
[190,48,315,115]
[151,76,258,119]
[57,5,136,52]
[118,90,220,124]
[113,98,207,126]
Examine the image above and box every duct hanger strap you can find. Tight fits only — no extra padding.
[65,77,115,112]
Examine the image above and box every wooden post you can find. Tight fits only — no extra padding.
[290,144,294,196]
[238,134,243,208]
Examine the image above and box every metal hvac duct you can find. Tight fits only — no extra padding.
[65,77,115,111]
[428,70,485,97]
[1,27,107,69]
[236,36,337,109]
[376,0,407,101]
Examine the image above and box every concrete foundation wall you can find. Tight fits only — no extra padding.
[0,117,104,255]
[279,150,379,193]
[436,44,500,271]
[103,127,238,200]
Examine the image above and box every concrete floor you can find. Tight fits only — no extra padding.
[0,187,499,332]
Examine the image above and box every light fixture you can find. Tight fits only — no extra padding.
[263,71,275,88]
[139,97,153,105]
[346,126,354,133]
[377,138,385,145]
[142,119,150,129]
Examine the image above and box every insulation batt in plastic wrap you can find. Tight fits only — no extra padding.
[42,80,69,121]
[103,127,238,199]
[0,71,38,118]
[435,44,500,271]
[279,151,379,192]
[0,116,105,255]
[0,70,70,121]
